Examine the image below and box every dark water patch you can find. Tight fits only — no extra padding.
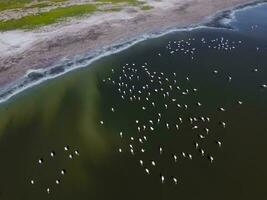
[27,71,45,81]
[205,0,267,30]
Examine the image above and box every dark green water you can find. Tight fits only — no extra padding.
[0,3,267,200]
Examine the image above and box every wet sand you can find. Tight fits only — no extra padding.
[0,0,257,88]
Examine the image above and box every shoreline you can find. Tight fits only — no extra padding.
[0,0,265,104]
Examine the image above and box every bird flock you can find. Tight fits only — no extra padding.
[163,36,243,60]
[100,33,267,185]
[102,62,229,184]
[30,146,79,194]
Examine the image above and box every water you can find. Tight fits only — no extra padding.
[0,3,267,200]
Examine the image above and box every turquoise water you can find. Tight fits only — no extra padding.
[0,2,267,200]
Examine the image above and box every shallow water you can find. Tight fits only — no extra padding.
[0,3,267,200]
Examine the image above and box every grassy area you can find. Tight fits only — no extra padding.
[0,0,29,11]
[0,4,97,30]
[101,7,122,12]
[0,0,67,11]
[26,2,51,9]
[96,0,138,3]
[140,5,153,10]
[96,0,147,6]
[0,0,152,31]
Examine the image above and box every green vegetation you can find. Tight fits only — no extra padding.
[140,5,153,10]
[96,0,147,7]
[0,0,153,31]
[0,0,67,11]
[0,0,28,11]
[0,4,97,30]
[96,0,138,3]
[26,2,51,9]
[102,7,122,12]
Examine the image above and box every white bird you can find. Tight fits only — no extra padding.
[38,158,43,164]
[189,117,193,124]
[56,180,60,185]
[166,123,170,129]
[145,168,150,175]
[61,169,66,175]
[188,154,193,160]
[199,134,205,139]
[208,155,214,163]
[160,174,165,183]
[216,141,222,147]
[143,125,146,131]
[220,122,226,128]
[173,154,178,162]
[219,107,226,111]
[172,177,178,184]
[194,142,199,149]
[140,160,144,167]
[200,149,205,156]
[46,188,50,194]
[159,146,163,155]
[50,151,55,157]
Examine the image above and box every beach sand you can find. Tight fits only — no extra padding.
[0,0,256,88]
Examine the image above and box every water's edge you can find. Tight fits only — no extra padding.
[0,0,266,104]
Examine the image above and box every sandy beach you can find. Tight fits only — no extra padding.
[0,0,256,88]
